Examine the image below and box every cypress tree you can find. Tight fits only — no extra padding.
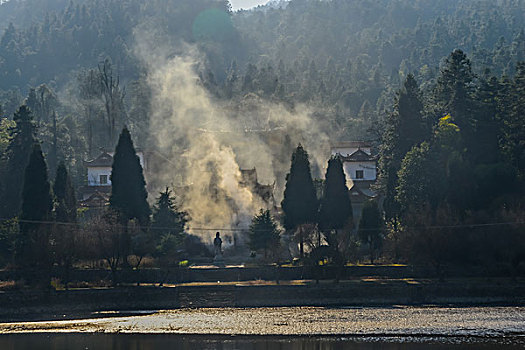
[318,156,352,246]
[110,128,150,267]
[52,161,77,285]
[281,144,318,257]
[358,200,383,264]
[1,106,37,218]
[378,74,428,221]
[53,161,77,224]
[110,127,150,226]
[16,143,53,286]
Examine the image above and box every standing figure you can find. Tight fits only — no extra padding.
[214,232,222,256]
[213,232,225,267]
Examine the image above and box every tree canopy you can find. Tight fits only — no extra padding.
[109,127,150,226]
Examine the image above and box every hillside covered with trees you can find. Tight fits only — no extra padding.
[0,0,525,278]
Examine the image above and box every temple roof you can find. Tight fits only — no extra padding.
[84,152,113,167]
[79,191,110,208]
[339,149,377,162]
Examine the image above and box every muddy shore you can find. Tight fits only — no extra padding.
[1,278,525,323]
[1,306,525,336]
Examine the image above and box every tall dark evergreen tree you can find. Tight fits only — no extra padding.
[281,144,318,257]
[52,161,77,285]
[378,74,428,221]
[110,127,150,226]
[318,156,352,247]
[433,50,477,160]
[358,200,384,264]
[16,143,53,286]
[0,106,36,218]
[53,161,77,224]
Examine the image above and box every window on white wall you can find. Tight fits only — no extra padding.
[355,170,364,179]
[100,174,108,185]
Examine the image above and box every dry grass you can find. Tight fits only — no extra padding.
[0,280,21,291]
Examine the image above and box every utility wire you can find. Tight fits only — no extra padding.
[2,217,525,232]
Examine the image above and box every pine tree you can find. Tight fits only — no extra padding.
[358,200,383,264]
[281,144,318,257]
[378,74,428,221]
[110,127,150,226]
[249,209,281,259]
[152,187,188,249]
[16,143,53,286]
[318,156,352,247]
[53,161,77,224]
[472,74,503,165]
[52,161,77,284]
[0,106,37,218]
[433,50,477,160]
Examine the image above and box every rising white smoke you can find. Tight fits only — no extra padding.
[134,33,331,244]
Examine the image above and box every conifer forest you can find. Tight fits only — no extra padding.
[1,0,525,284]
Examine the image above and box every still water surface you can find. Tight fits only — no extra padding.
[0,334,524,349]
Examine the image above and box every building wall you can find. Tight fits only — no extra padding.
[343,161,376,182]
[87,167,112,186]
[86,151,146,187]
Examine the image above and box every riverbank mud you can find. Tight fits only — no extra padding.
[1,306,525,337]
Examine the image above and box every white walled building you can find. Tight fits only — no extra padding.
[330,141,377,184]
[80,150,146,204]
[330,141,378,224]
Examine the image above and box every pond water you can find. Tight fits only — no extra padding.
[0,334,524,349]
[1,307,525,349]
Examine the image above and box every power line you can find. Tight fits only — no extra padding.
[2,217,525,232]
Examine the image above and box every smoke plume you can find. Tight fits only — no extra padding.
[134,33,331,244]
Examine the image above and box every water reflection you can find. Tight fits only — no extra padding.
[0,334,523,350]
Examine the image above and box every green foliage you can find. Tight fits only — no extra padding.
[53,161,77,223]
[318,156,352,232]
[109,127,150,226]
[396,142,435,212]
[51,161,77,280]
[379,74,428,220]
[249,209,281,258]
[152,188,188,237]
[396,115,467,213]
[0,106,37,219]
[0,118,15,155]
[16,144,53,285]
[152,187,188,262]
[0,218,17,267]
[358,200,384,264]
[281,144,318,229]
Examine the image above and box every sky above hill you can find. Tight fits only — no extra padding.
[229,0,270,11]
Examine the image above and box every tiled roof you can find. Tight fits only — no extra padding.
[339,149,377,162]
[84,152,113,167]
[79,191,110,207]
